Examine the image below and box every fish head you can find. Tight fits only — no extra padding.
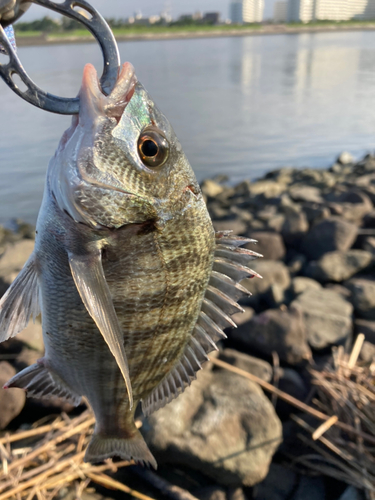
[50,63,201,230]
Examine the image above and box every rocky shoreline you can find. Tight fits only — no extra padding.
[1,152,375,499]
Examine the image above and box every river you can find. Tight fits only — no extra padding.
[1,31,375,223]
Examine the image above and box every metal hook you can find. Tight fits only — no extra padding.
[0,0,120,114]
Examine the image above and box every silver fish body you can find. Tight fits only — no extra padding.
[0,63,261,467]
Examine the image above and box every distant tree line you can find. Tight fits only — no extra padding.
[14,15,220,33]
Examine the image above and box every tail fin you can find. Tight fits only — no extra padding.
[85,429,157,469]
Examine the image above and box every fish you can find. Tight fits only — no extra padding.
[0,62,262,468]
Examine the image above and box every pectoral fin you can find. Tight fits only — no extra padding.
[0,253,40,343]
[68,251,133,408]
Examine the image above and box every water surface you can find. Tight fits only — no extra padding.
[1,32,375,223]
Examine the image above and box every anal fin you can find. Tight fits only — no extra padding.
[4,360,82,406]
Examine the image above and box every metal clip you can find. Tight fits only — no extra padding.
[0,0,120,114]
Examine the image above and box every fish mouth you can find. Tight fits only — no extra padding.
[79,62,137,126]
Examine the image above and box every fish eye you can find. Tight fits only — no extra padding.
[138,127,169,168]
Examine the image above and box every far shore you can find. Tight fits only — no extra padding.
[15,22,375,47]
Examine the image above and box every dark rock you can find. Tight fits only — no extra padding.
[289,185,323,204]
[231,307,255,327]
[266,214,286,233]
[363,211,375,228]
[338,486,364,500]
[0,240,34,294]
[325,190,373,223]
[281,209,309,246]
[324,284,352,299]
[362,236,375,255]
[292,288,353,349]
[302,204,330,225]
[359,341,375,364]
[292,277,321,295]
[144,370,282,487]
[346,278,375,320]
[246,232,286,261]
[242,261,291,300]
[16,320,44,353]
[287,253,307,275]
[291,476,326,500]
[227,487,247,500]
[219,348,273,382]
[201,180,224,198]
[301,217,358,260]
[212,219,247,236]
[305,250,372,283]
[0,362,26,429]
[354,318,375,343]
[253,463,297,500]
[278,368,308,400]
[195,486,227,500]
[231,307,311,365]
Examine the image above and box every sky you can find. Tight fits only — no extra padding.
[21,0,277,23]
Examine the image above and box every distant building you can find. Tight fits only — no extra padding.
[287,0,375,22]
[273,1,288,21]
[230,0,264,23]
[287,0,314,22]
[203,12,221,23]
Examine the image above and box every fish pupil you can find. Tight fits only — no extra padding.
[141,139,158,157]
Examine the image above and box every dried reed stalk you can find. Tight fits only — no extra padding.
[210,334,375,499]
[0,409,150,500]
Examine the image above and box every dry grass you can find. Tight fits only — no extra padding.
[1,334,374,499]
[0,409,153,500]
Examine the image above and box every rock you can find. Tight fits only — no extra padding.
[0,362,26,429]
[231,307,311,365]
[247,180,286,198]
[201,180,224,198]
[301,217,358,260]
[302,204,330,224]
[292,277,321,295]
[324,283,352,299]
[219,349,273,382]
[246,232,286,261]
[305,250,372,283]
[362,236,375,255]
[0,239,34,293]
[278,368,307,400]
[287,253,307,275]
[227,487,247,500]
[231,307,255,327]
[281,210,309,246]
[289,185,323,204]
[212,219,247,236]
[338,486,364,500]
[16,320,44,353]
[144,370,282,487]
[15,347,40,370]
[242,261,291,300]
[253,463,297,500]
[354,318,375,343]
[325,190,373,223]
[195,486,227,500]
[292,288,353,349]
[346,278,375,320]
[266,214,286,233]
[359,341,375,364]
[291,476,326,500]
[337,151,354,165]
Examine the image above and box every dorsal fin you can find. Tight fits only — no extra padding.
[142,231,262,417]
